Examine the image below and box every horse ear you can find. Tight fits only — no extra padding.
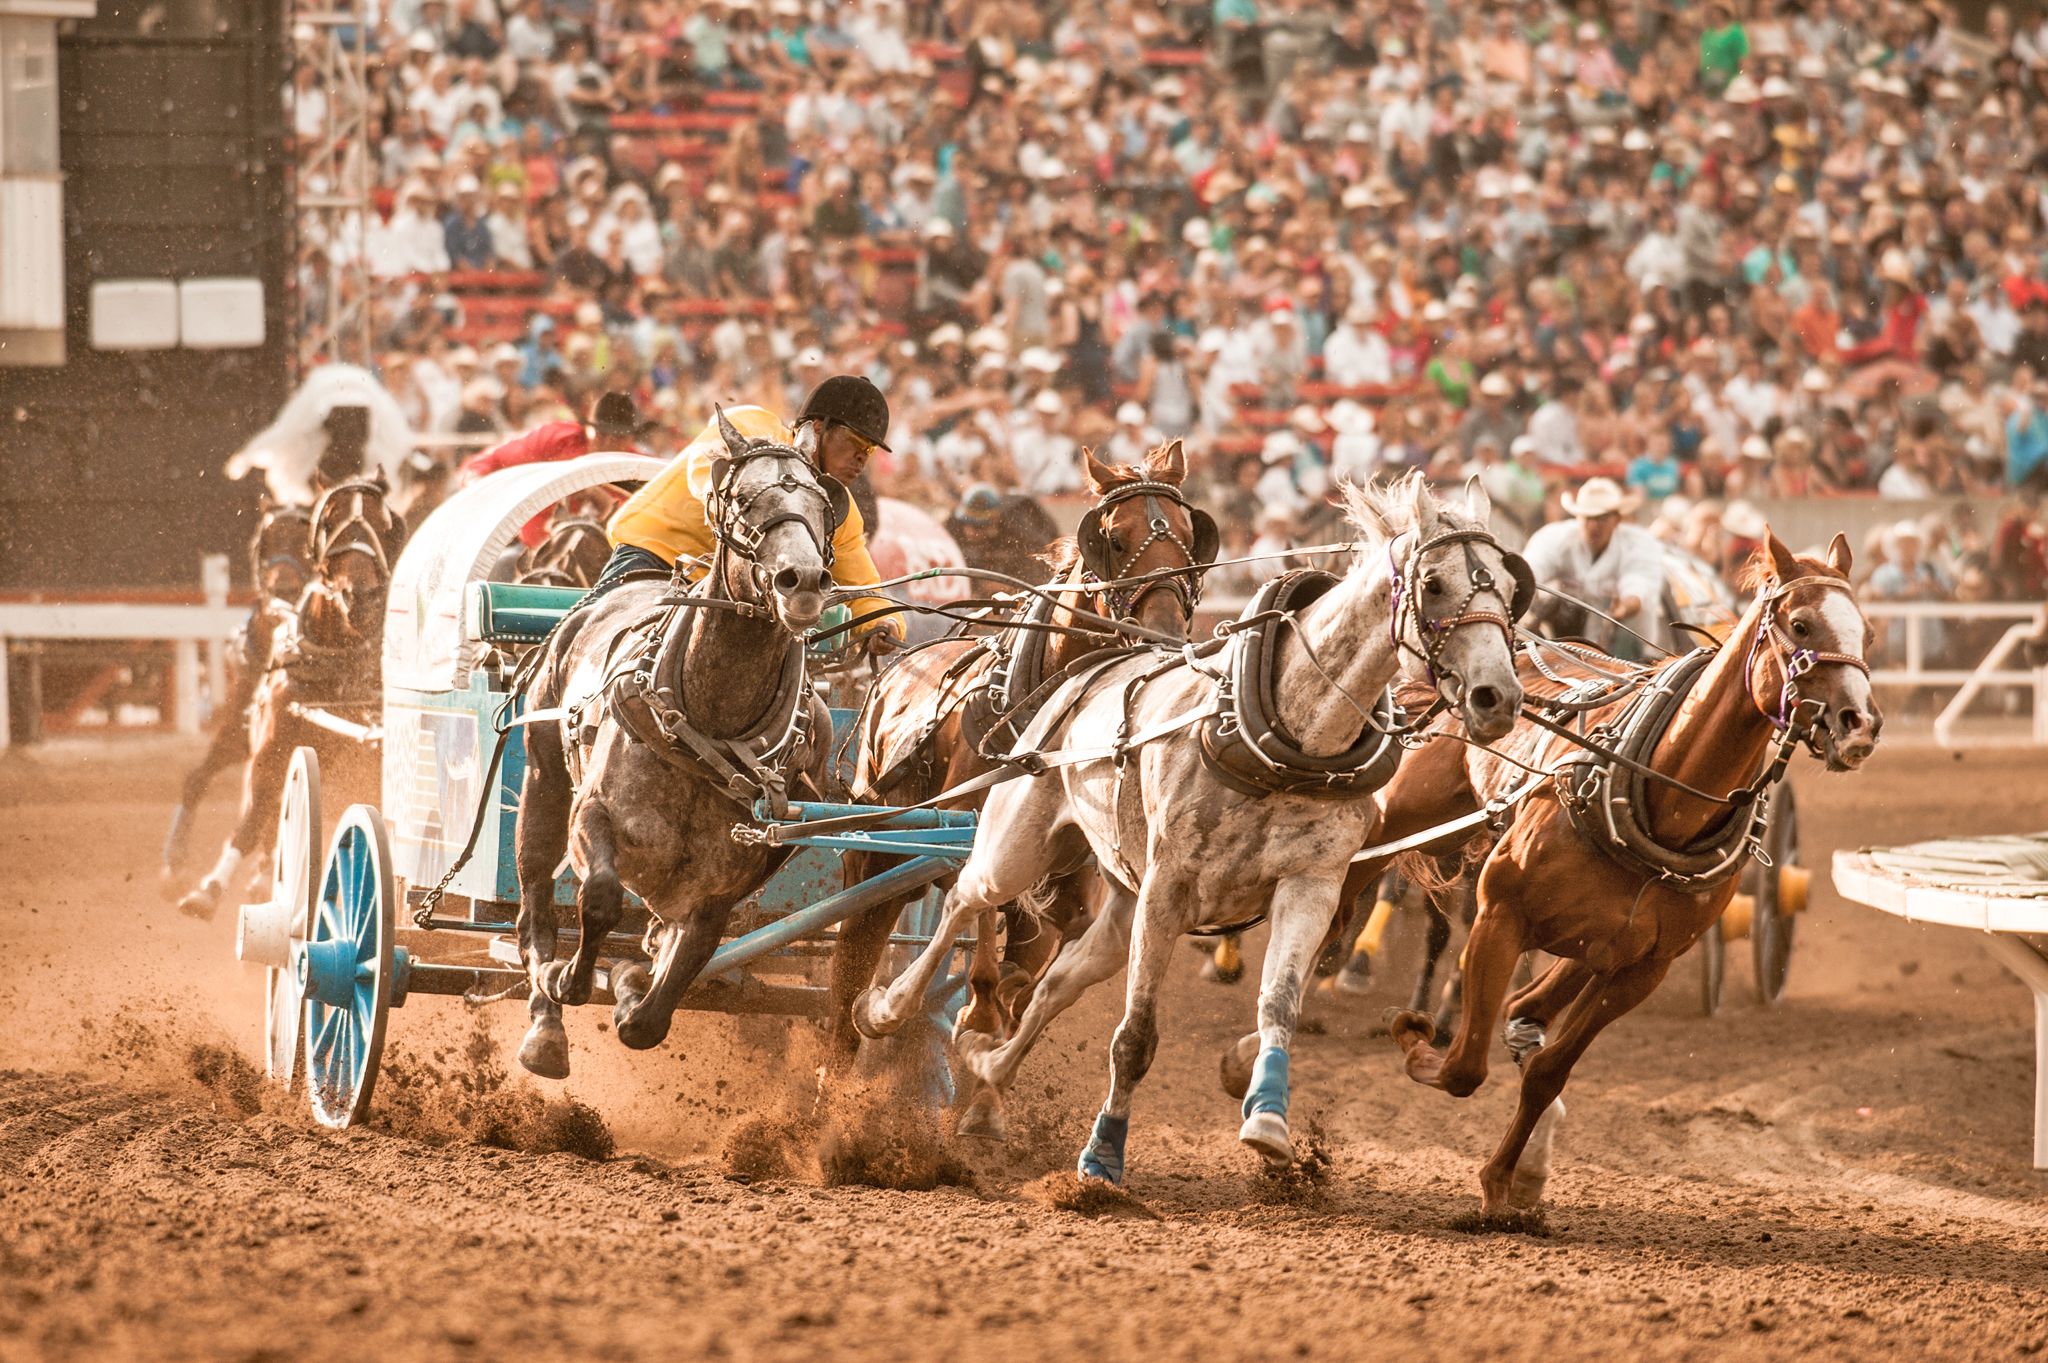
[1461,472,1493,526]
[792,421,821,460]
[715,405,747,454]
[1148,439,1187,484]
[1081,446,1116,493]
[1825,530,1853,576]
[1403,469,1437,534]
[1764,528,1801,584]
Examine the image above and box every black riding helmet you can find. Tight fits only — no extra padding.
[797,375,892,451]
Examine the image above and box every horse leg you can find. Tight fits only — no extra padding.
[824,847,909,1071]
[1074,875,1184,1186]
[612,901,733,1051]
[852,777,1064,1040]
[513,721,572,1079]
[955,884,1135,1138]
[539,802,626,1007]
[163,703,250,881]
[177,711,286,920]
[1478,957,1670,1217]
[1391,861,1526,1097]
[1237,873,1344,1166]
[1334,870,1403,994]
[957,904,1009,1039]
[1406,894,1453,1015]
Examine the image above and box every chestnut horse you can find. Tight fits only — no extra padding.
[1349,531,1879,1219]
[834,443,1213,1095]
[175,478,406,919]
[515,506,615,588]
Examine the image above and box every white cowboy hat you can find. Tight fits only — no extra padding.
[1031,389,1064,415]
[1289,403,1328,434]
[1740,434,1773,460]
[1326,399,1375,434]
[1560,477,1635,518]
[1722,499,1768,539]
[1115,400,1147,425]
[1478,371,1513,398]
[927,322,965,348]
[1261,430,1304,463]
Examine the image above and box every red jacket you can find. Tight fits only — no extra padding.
[462,421,641,546]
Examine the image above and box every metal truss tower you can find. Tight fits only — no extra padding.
[292,4,373,371]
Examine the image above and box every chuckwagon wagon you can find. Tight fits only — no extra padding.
[233,455,975,1127]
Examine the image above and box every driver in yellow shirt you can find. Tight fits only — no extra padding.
[597,376,904,653]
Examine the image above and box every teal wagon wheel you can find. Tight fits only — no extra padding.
[301,805,396,1129]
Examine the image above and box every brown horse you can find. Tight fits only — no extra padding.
[161,502,315,884]
[833,443,1213,1104]
[1351,531,1880,1219]
[516,505,615,588]
[174,478,406,920]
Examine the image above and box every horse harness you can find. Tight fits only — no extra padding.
[1553,574,1869,890]
[1074,479,1219,622]
[568,437,848,818]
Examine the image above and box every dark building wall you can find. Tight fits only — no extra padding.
[0,0,289,592]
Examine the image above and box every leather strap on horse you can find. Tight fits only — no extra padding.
[1197,570,1404,800]
[1553,649,1768,889]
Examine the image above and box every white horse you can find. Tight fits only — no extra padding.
[853,475,1527,1182]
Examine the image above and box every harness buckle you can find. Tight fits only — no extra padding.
[1786,648,1818,679]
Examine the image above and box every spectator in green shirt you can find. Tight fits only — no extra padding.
[1698,4,1747,93]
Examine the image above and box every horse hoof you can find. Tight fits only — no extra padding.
[1333,954,1374,996]
[955,1087,1007,1141]
[517,1020,570,1080]
[1198,958,1243,986]
[1238,1110,1293,1166]
[851,986,901,1040]
[1217,1041,1254,1101]
[613,1001,672,1051]
[538,959,590,1008]
[175,887,220,922]
[1386,1009,1436,1052]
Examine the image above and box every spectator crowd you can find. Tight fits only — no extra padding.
[295,0,2048,652]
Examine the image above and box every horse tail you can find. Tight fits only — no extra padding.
[1014,875,1060,921]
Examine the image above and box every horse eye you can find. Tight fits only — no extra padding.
[1791,619,1809,638]
[1423,574,1444,596]
[1108,534,1125,555]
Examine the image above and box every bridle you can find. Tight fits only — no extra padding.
[703,441,848,610]
[307,479,404,606]
[252,505,314,602]
[1744,572,1871,747]
[1075,479,1219,623]
[1386,525,1534,701]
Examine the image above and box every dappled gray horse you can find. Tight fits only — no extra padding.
[856,475,1527,1182]
[511,413,851,1078]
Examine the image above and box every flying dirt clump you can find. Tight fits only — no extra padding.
[186,1043,267,1118]
[371,1022,615,1159]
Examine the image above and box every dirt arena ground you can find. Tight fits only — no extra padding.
[1,735,2044,1363]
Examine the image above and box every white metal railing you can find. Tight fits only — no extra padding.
[0,556,239,750]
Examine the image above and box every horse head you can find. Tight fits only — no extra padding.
[1072,441,1214,637]
[1743,531,1881,771]
[707,408,847,635]
[518,508,613,589]
[251,502,314,603]
[1350,472,1525,744]
[307,474,406,631]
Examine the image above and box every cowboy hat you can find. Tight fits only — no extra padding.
[587,391,656,438]
[1559,477,1636,518]
[1722,499,1768,539]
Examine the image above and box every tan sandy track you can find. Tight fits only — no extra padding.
[1,738,2044,1363]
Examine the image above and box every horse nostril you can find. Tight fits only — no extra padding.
[1839,708,1864,734]
[773,567,822,595]
[1470,685,1502,712]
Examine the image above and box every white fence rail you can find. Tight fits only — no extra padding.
[0,556,238,751]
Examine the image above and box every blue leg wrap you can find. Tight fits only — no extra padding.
[1076,1110,1129,1184]
[1241,1046,1290,1120]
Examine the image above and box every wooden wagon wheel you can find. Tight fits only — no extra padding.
[1698,906,1727,1017]
[235,746,321,1090]
[1751,783,1800,1006]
